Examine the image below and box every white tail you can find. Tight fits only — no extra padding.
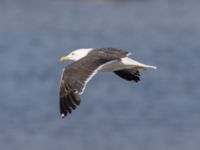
[122,57,157,69]
[143,65,157,69]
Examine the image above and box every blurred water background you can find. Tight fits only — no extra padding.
[0,0,200,150]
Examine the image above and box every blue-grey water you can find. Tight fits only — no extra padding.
[0,0,200,150]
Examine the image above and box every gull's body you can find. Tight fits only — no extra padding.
[59,47,156,118]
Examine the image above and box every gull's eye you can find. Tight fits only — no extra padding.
[71,53,75,55]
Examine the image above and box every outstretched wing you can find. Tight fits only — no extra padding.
[59,52,121,118]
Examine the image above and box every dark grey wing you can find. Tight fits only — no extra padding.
[90,47,131,58]
[59,54,119,118]
[114,69,140,82]
[60,75,81,118]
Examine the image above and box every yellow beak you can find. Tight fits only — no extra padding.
[60,55,69,62]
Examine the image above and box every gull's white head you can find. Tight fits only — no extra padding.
[60,48,94,62]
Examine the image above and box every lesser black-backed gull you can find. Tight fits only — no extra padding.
[59,48,156,118]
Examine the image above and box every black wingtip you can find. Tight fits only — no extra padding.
[59,90,81,118]
[114,70,141,82]
[61,113,66,119]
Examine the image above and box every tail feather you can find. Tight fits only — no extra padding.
[122,57,157,70]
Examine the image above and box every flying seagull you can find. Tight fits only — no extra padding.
[59,48,156,118]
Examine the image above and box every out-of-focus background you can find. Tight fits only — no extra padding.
[0,0,200,150]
